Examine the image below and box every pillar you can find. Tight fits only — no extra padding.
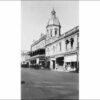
[36,58,39,64]
[63,62,66,71]
[55,63,58,70]
[50,60,53,70]
[77,52,79,72]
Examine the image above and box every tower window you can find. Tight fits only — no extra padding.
[59,42,62,51]
[50,29,52,37]
[47,29,49,37]
[55,28,57,35]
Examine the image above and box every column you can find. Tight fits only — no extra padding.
[63,62,66,71]
[55,63,58,70]
[36,58,39,64]
[50,60,53,70]
[77,52,79,72]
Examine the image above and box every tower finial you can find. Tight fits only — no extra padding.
[51,8,56,16]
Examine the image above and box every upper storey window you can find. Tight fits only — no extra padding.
[65,39,69,50]
[70,38,74,48]
[53,46,55,53]
[50,29,52,37]
[47,29,49,37]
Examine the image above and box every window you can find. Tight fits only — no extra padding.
[50,29,52,34]
[50,29,52,37]
[53,46,55,53]
[55,28,57,35]
[59,42,62,51]
[66,40,69,44]
[65,40,69,50]
[77,36,79,49]
[70,38,74,48]
[51,33,52,37]
[47,29,48,33]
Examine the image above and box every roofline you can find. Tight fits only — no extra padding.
[31,25,79,49]
[46,24,61,28]
[64,25,79,36]
[45,25,79,46]
[31,34,46,47]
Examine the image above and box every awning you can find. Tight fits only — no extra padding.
[64,54,77,62]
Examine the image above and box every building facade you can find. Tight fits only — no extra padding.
[25,34,46,68]
[25,9,79,72]
[45,9,79,71]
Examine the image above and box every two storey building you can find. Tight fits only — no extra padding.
[45,9,79,71]
[25,9,79,72]
[26,34,46,68]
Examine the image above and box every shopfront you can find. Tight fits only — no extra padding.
[56,56,64,70]
[64,54,78,71]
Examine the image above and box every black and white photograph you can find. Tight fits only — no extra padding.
[1,0,100,100]
[21,1,79,100]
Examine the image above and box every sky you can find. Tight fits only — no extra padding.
[21,1,79,51]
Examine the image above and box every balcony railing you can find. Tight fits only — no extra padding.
[28,48,45,57]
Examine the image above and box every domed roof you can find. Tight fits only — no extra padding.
[47,9,61,27]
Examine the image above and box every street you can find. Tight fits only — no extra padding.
[21,68,79,100]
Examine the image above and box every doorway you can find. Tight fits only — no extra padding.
[56,57,64,66]
[52,60,55,69]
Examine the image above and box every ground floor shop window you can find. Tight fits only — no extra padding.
[47,61,50,69]
[39,61,45,68]
[65,62,78,71]
[56,57,64,66]
[71,62,77,69]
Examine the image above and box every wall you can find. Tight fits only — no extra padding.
[46,32,79,57]
[65,32,78,53]
[46,38,65,56]
[46,25,60,39]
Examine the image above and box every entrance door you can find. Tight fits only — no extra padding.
[52,60,55,69]
[56,57,64,66]
[47,61,50,69]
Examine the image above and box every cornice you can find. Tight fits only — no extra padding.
[31,35,46,47]
[45,26,79,47]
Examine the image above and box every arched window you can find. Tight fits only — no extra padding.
[65,40,69,50]
[66,40,69,44]
[47,29,49,37]
[70,38,74,48]
[55,28,57,35]
[50,29,52,37]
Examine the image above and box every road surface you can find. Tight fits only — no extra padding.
[21,68,79,100]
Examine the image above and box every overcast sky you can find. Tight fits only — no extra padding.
[21,1,79,51]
